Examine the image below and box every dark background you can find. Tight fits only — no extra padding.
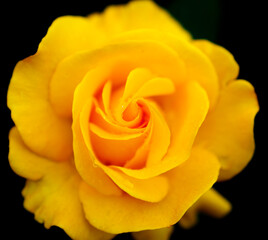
[2,0,266,239]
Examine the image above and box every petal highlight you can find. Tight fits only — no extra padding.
[195,80,259,180]
[8,127,55,180]
[79,147,220,234]
[193,40,239,88]
[22,163,114,240]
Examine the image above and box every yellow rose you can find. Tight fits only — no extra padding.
[8,1,259,239]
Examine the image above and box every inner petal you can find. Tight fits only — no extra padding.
[122,101,140,121]
[90,115,150,167]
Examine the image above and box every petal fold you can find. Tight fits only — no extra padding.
[79,147,220,234]
[8,127,55,180]
[22,163,114,240]
[112,81,209,179]
[195,80,259,180]
[7,56,73,161]
[88,0,191,41]
[179,189,232,229]
[193,40,239,88]
[132,226,174,240]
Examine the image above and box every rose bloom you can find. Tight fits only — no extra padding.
[8,1,259,239]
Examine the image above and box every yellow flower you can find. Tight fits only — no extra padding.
[7,1,259,239]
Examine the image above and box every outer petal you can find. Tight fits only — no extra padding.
[79,147,220,234]
[22,163,114,240]
[195,80,259,180]
[179,189,232,229]
[7,16,106,161]
[88,0,191,41]
[8,127,54,180]
[132,226,174,240]
[193,40,239,88]
[10,127,114,240]
[7,55,73,161]
[111,29,219,107]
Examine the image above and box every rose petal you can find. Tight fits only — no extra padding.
[112,81,209,179]
[179,189,232,229]
[8,127,54,180]
[7,56,73,161]
[132,226,174,240]
[89,123,148,166]
[79,147,220,233]
[111,29,219,107]
[195,80,259,180]
[79,99,169,202]
[142,100,171,167]
[193,40,239,88]
[87,0,191,41]
[122,68,155,101]
[73,97,123,196]
[55,40,185,117]
[22,164,114,240]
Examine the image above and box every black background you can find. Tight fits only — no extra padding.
[2,0,266,239]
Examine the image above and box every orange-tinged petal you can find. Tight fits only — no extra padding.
[73,97,122,196]
[55,40,185,116]
[193,39,239,88]
[79,147,220,234]
[102,80,113,117]
[132,226,174,240]
[90,122,148,166]
[22,163,114,240]
[195,80,259,180]
[143,100,171,167]
[7,56,73,161]
[97,166,169,203]
[79,99,168,202]
[179,189,231,229]
[88,0,191,41]
[112,81,209,179]
[91,103,143,135]
[8,127,54,180]
[111,29,218,107]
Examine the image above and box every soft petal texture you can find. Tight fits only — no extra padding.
[22,164,114,240]
[132,226,174,240]
[179,189,232,229]
[76,93,170,202]
[8,15,110,161]
[79,147,220,234]
[52,40,185,117]
[8,127,54,180]
[88,0,191,41]
[73,97,123,196]
[112,80,209,179]
[89,123,147,166]
[10,128,114,240]
[111,29,219,107]
[195,80,259,180]
[7,55,73,161]
[193,40,239,88]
